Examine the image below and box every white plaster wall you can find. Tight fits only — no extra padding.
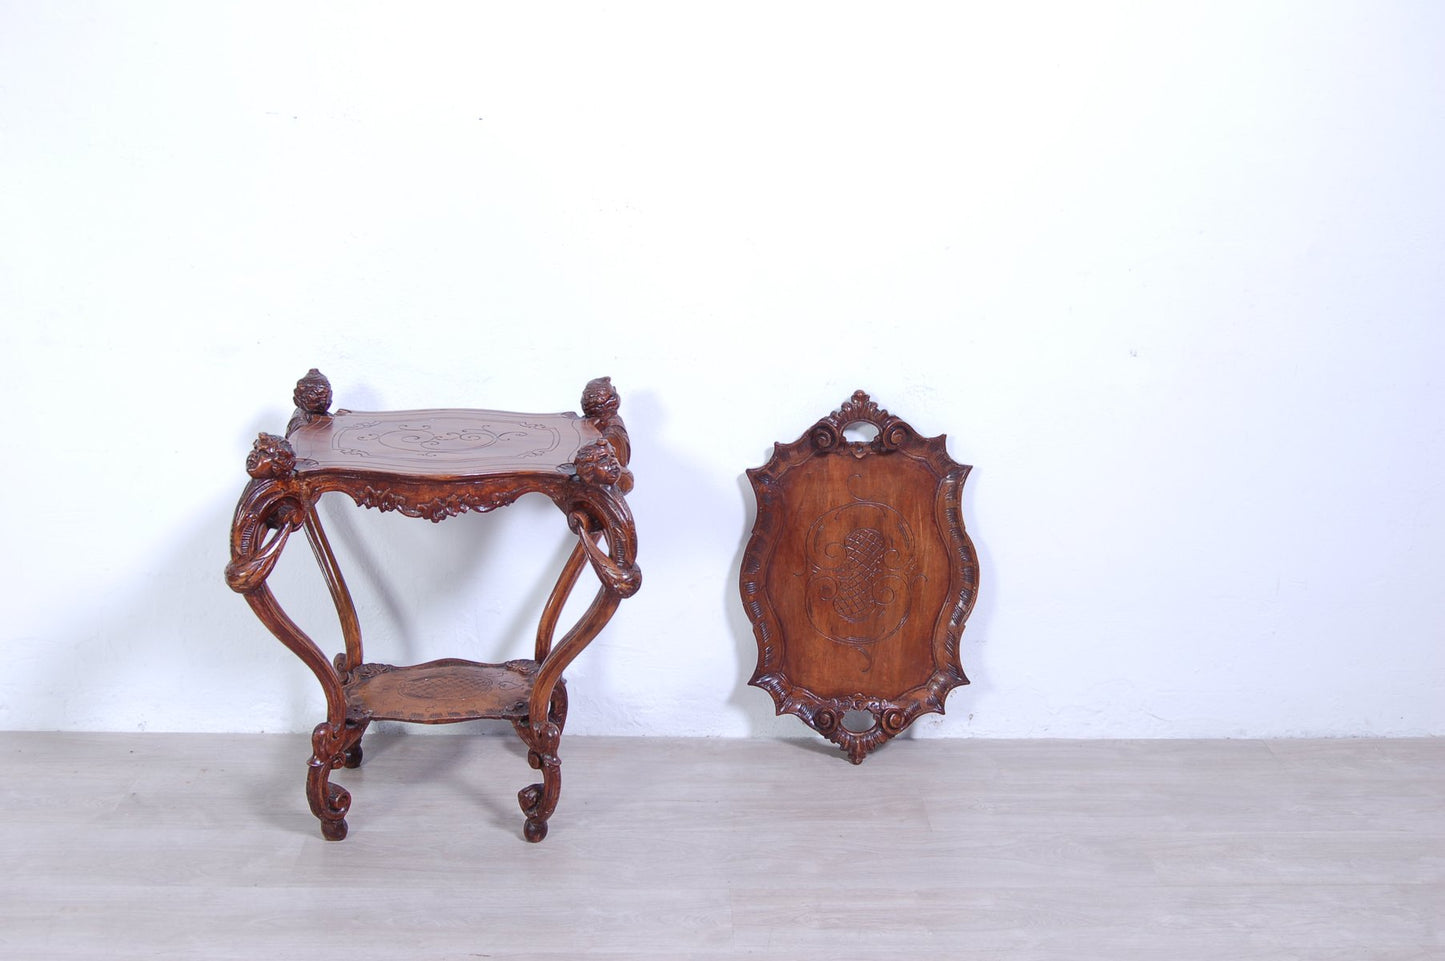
[2,3,1442,738]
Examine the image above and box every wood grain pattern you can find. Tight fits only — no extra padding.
[1,734,1440,960]
[289,407,597,477]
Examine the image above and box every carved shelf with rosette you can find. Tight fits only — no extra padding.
[740,391,979,763]
[226,370,639,842]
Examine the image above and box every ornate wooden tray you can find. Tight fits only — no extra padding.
[740,391,979,762]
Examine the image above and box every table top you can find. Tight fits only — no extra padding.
[288,407,601,479]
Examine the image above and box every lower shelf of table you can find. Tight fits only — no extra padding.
[344,657,539,723]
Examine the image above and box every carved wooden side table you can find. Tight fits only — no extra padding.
[225,370,640,842]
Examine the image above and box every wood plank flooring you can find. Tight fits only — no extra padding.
[1,733,1440,960]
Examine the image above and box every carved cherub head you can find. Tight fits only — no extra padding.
[293,369,333,416]
[573,442,622,487]
[246,432,297,479]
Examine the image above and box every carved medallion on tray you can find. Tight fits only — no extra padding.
[740,391,979,762]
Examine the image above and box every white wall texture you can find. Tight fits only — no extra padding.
[2,3,1442,738]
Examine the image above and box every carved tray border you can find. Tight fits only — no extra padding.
[740,391,979,763]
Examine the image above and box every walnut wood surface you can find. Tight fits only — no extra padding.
[741,391,978,763]
[344,658,539,723]
[289,407,599,478]
[226,369,638,842]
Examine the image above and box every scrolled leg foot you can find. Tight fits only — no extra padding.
[309,779,352,841]
[307,722,354,841]
[511,717,562,842]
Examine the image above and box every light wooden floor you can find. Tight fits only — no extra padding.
[0,733,1441,960]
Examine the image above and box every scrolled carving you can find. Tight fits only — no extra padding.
[225,516,295,593]
[882,422,913,449]
[311,719,351,770]
[353,483,531,522]
[348,662,397,682]
[767,689,921,764]
[226,469,306,594]
[821,695,909,764]
[810,422,841,451]
[356,486,406,513]
[412,493,501,523]
[804,389,925,456]
[566,510,642,598]
[510,714,563,843]
[306,720,355,840]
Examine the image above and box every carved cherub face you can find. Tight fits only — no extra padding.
[573,442,622,486]
[247,432,297,479]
